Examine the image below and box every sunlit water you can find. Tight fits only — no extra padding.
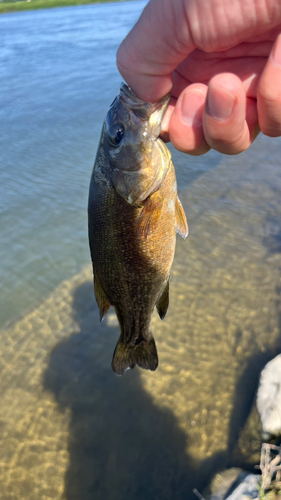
[1,3,281,499]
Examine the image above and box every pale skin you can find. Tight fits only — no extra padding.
[117,0,281,156]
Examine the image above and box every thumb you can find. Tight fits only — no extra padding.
[116,0,195,102]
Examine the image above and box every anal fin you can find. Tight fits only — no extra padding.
[156,280,169,320]
[175,196,188,239]
[94,271,111,321]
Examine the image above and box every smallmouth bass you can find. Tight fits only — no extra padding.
[88,83,188,375]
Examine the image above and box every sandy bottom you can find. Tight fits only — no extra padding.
[1,136,281,499]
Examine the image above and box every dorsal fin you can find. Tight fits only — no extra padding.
[175,196,188,239]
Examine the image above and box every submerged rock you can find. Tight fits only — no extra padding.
[204,469,261,500]
[224,473,260,500]
[204,468,251,500]
[256,354,281,440]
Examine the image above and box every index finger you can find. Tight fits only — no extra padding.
[116,0,195,102]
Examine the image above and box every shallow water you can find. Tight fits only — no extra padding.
[1,3,281,499]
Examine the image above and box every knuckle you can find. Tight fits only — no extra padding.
[186,144,210,156]
[170,134,209,155]
[258,82,281,105]
[207,135,249,155]
[258,101,281,137]
[260,121,281,137]
[204,119,249,154]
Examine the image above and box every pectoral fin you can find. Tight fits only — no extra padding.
[175,196,188,239]
[94,272,111,321]
[137,190,163,239]
[156,280,169,320]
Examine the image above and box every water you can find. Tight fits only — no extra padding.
[0,1,145,327]
[1,3,281,499]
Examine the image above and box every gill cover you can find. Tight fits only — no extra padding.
[105,83,171,205]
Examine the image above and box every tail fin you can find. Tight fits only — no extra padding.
[112,337,158,376]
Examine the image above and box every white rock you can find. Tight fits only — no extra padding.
[204,470,260,500]
[225,474,260,500]
[256,354,281,439]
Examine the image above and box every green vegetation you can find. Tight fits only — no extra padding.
[0,0,128,14]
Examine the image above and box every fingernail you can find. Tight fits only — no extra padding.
[181,90,205,126]
[271,34,281,68]
[207,85,235,121]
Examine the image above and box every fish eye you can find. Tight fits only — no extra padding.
[108,123,125,146]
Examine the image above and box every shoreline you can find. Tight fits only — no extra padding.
[0,0,131,14]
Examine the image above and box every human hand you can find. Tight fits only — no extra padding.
[117,0,281,155]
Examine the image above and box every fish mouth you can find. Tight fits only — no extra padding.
[119,82,170,121]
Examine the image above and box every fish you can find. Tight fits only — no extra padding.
[88,83,188,375]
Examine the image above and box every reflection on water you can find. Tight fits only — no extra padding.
[2,1,281,499]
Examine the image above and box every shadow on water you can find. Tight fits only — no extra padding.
[43,279,281,499]
[43,281,229,500]
[43,172,281,498]
[44,280,281,499]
